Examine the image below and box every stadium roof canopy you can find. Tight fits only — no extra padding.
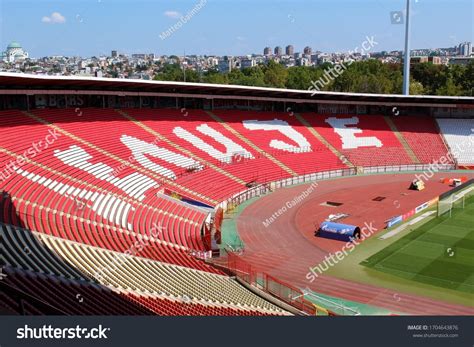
[0,72,473,107]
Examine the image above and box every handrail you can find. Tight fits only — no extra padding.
[226,252,319,316]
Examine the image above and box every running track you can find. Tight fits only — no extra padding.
[236,172,474,315]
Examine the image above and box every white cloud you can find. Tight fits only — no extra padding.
[42,12,66,24]
[164,10,182,19]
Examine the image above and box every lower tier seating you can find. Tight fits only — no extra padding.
[2,223,290,316]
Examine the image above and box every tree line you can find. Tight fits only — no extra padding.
[153,60,474,96]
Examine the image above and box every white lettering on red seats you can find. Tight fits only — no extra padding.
[15,168,134,230]
[242,119,311,153]
[54,145,158,201]
[120,135,203,179]
[325,117,383,149]
[173,124,254,163]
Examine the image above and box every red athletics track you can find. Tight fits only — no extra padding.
[236,172,474,315]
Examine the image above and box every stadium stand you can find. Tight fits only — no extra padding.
[436,118,474,165]
[0,188,217,273]
[212,110,348,175]
[300,114,414,166]
[0,98,472,316]
[0,109,212,256]
[1,223,290,315]
[122,108,250,200]
[392,116,452,164]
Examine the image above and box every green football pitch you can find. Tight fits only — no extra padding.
[363,194,474,294]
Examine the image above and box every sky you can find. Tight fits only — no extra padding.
[0,0,472,58]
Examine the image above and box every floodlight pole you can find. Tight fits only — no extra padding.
[183,49,186,82]
[402,0,412,95]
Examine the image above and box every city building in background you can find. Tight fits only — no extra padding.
[449,56,474,66]
[1,41,29,63]
[218,56,232,72]
[240,58,256,69]
[0,40,472,80]
[458,42,472,56]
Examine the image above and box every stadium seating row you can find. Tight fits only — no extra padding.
[2,223,290,315]
[437,118,474,165]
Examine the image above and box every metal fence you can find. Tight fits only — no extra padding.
[227,252,319,315]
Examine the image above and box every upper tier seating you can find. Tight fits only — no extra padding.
[212,110,348,174]
[0,109,212,258]
[123,108,251,200]
[300,113,413,166]
[436,118,474,165]
[391,116,451,164]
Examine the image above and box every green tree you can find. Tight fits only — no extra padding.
[436,78,464,96]
[464,62,474,96]
[263,60,288,88]
[332,61,395,94]
[202,69,228,84]
[153,63,184,81]
[227,66,266,86]
[286,67,313,90]
[409,81,424,95]
[150,58,470,96]
[411,63,447,94]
